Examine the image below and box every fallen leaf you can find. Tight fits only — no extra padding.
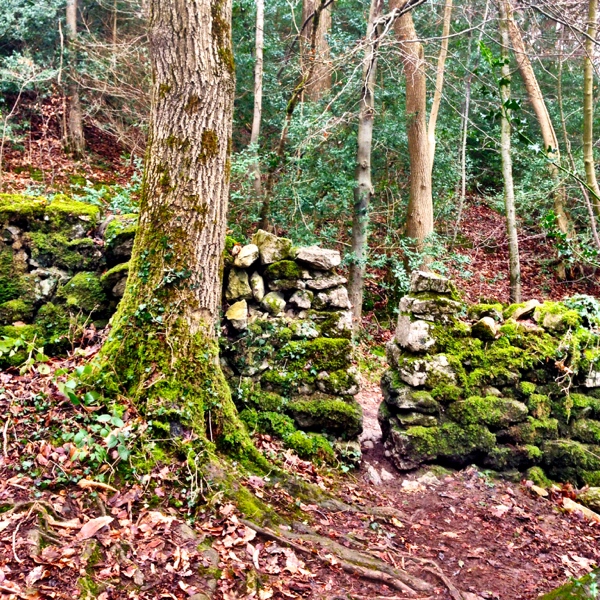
[78,516,114,540]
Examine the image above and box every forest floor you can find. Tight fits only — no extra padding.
[0,346,599,600]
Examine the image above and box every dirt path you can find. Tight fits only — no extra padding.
[352,376,600,600]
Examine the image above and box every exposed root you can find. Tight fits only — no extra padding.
[318,497,411,522]
[241,518,432,596]
[402,555,464,600]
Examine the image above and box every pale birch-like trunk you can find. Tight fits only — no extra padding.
[301,0,332,100]
[348,0,383,334]
[584,0,600,216]
[427,0,452,171]
[394,1,433,251]
[66,0,85,156]
[499,0,521,303]
[504,0,572,241]
[96,0,256,457]
[250,0,264,199]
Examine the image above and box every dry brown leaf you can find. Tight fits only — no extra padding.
[78,516,114,540]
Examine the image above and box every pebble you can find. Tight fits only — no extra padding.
[380,468,395,481]
[362,440,374,450]
[366,464,382,486]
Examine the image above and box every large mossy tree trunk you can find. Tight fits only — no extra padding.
[96,0,256,461]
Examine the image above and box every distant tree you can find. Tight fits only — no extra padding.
[65,0,85,156]
[301,0,332,100]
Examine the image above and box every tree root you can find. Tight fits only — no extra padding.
[241,518,432,596]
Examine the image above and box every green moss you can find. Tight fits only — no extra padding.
[307,310,351,339]
[468,303,503,322]
[264,260,303,281]
[316,369,358,396]
[199,129,219,162]
[55,272,107,315]
[285,431,335,462]
[287,396,362,438]
[534,301,582,332]
[27,232,100,271]
[0,299,34,323]
[0,323,42,367]
[281,338,352,372]
[430,383,463,404]
[519,381,537,397]
[0,246,25,303]
[100,261,130,291]
[404,422,496,464]
[525,466,553,487]
[538,569,600,599]
[104,214,138,246]
[0,193,47,223]
[570,418,600,444]
[527,393,551,419]
[570,393,600,419]
[35,302,75,351]
[503,302,526,319]
[505,417,559,445]
[542,439,600,485]
[551,395,575,424]
[46,196,101,229]
[448,396,528,429]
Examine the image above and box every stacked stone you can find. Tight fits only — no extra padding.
[220,230,362,450]
[380,271,600,486]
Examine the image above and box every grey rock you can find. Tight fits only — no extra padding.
[394,316,435,352]
[2,225,20,244]
[306,274,347,291]
[250,272,265,301]
[409,270,454,295]
[225,268,252,301]
[289,289,313,309]
[585,371,600,388]
[268,279,306,291]
[260,291,286,315]
[295,246,341,270]
[25,267,70,302]
[366,464,382,485]
[112,277,128,298]
[385,341,403,369]
[328,286,351,309]
[399,295,463,322]
[380,468,395,482]
[362,440,374,450]
[233,244,259,268]
[396,412,439,427]
[381,372,441,413]
[471,316,498,341]
[225,299,248,330]
[251,229,292,264]
[394,354,456,388]
[289,319,319,339]
[483,386,503,398]
[512,299,541,321]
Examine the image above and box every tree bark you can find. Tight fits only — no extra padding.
[66,0,85,156]
[393,1,434,252]
[250,0,264,199]
[499,0,521,303]
[583,0,600,216]
[96,0,257,459]
[504,0,572,241]
[427,0,452,171]
[348,0,384,334]
[301,0,332,100]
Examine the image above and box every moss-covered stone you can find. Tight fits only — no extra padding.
[35,302,77,351]
[527,393,551,419]
[467,303,503,322]
[287,395,362,438]
[570,418,600,444]
[484,444,541,470]
[104,214,138,263]
[542,439,600,485]
[27,232,102,272]
[448,396,528,429]
[0,245,26,304]
[570,393,600,420]
[534,301,582,333]
[525,466,553,487]
[503,417,559,445]
[55,272,107,316]
[100,261,130,291]
[0,299,34,323]
[263,260,304,281]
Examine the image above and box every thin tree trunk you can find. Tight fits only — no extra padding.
[393,1,433,252]
[499,0,521,303]
[427,0,452,171]
[348,0,383,334]
[66,0,85,156]
[504,0,573,242]
[96,0,256,458]
[301,0,332,100]
[584,0,600,216]
[250,0,264,199]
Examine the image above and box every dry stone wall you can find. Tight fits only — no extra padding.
[0,195,361,463]
[380,271,600,486]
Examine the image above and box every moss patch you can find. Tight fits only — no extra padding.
[287,396,362,438]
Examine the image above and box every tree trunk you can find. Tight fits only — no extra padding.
[95,0,256,460]
[301,0,332,100]
[499,0,521,303]
[583,0,600,216]
[66,0,85,156]
[250,0,264,199]
[427,0,452,171]
[504,0,573,241]
[348,0,383,335]
[393,1,433,252]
